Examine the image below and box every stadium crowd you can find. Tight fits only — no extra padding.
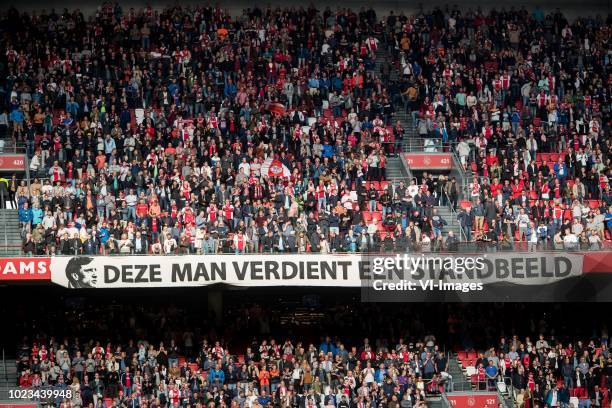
[381,4,611,247]
[0,1,609,255]
[14,331,612,408]
[458,335,611,408]
[16,336,441,408]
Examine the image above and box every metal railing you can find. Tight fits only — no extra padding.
[0,140,27,154]
[1,190,7,252]
[440,393,452,407]
[399,153,414,181]
[442,189,467,242]
[402,138,446,152]
[398,138,468,200]
[2,348,6,382]
[449,145,469,198]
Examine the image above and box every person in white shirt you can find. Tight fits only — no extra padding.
[163,233,177,254]
[516,209,530,241]
[563,232,578,250]
[457,139,471,168]
[125,189,138,221]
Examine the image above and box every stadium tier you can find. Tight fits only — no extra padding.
[0,0,608,256]
[0,2,610,408]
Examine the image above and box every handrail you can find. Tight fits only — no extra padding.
[449,145,469,199]
[2,348,6,381]
[5,245,612,257]
[398,153,414,182]
[401,138,445,152]
[440,393,452,407]
[0,142,27,154]
[442,188,467,242]
[2,190,7,253]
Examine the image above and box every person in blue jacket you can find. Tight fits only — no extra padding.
[31,203,43,226]
[319,336,337,356]
[18,202,33,230]
[98,223,110,246]
[545,383,569,407]
[208,363,225,385]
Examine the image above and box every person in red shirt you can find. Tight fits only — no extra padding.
[182,207,195,225]
[476,363,486,390]
[233,231,247,254]
[486,151,498,167]
[490,178,502,197]
[136,199,149,227]
[168,383,180,407]
[222,199,234,223]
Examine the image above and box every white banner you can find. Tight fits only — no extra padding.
[49,253,584,289]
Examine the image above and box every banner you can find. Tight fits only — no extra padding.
[0,154,26,171]
[0,258,51,281]
[46,253,585,289]
[403,153,452,170]
[446,393,499,408]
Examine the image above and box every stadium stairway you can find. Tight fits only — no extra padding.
[373,45,418,151]
[425,396,448,407]
[448,355,472,392]
[451,353,516,408]
[433,206,463,241]
[385,156,409,179]
[0,209,22,255]
[0,358,18,400]
[395,110,418,139]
